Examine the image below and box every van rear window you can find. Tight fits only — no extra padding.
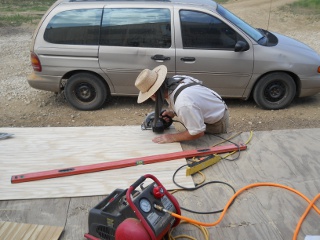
[44,9,102,45]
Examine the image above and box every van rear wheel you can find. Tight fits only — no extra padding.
[64,73,109,110]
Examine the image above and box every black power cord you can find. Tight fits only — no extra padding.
[172,164,237,214]
[171,134,243,214]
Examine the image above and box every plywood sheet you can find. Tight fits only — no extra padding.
[0,126,194,200]
[0,221,64,240]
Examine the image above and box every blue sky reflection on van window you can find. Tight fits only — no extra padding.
[217,5,263,42]
[47,9,102,28]
[44,9,102,45]
[180,10,221,25]
[100,8,171,47]
[103,8,170,27]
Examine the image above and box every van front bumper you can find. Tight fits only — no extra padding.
[27,72,62,93]
[299,76,320,97]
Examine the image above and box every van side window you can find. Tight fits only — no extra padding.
[101,8,171,48]
[180,10,242,49]
[44,9,102,45]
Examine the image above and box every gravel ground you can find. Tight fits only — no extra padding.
[0,0,320,133]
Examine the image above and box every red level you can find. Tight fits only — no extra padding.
[11,143,246,183]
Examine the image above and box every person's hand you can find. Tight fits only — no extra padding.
[161,110,174,123]
[152,134,176,144]
[152,131,204,144]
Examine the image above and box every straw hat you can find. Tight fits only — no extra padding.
[135,65,167,103]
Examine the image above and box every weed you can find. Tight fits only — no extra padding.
[282,0,320,15]
[0,0,56,26]
[216,0,229,3]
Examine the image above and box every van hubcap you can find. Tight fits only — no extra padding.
[75,83,96,102]
[264,81,286,102]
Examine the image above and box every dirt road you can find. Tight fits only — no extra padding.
[0,0,320,133]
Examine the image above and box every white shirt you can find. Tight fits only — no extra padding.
[167,76,226,135]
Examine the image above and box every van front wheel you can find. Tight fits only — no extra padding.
[253,72,296,110]
[64,73,109,111]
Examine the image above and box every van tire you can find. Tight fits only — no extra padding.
[253,72,296,110]
[64,73,109,111]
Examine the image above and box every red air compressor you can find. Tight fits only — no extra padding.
[84,174,181,240]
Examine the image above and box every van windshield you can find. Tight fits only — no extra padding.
[217,4,265,43]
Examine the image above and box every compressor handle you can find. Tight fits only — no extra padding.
[126,175,156,240]
[130,175,146,190]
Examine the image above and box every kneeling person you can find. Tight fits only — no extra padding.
[135,65,229,144]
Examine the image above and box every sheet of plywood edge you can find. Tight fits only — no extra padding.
[0,126,194,200]
[0,221,64,240]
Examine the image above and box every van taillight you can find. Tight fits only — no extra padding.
[31,52,42,72]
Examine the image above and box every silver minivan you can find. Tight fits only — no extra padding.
[28,0,320,110]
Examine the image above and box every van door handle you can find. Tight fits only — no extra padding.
[151,54,171,62]
[181,57,196,62]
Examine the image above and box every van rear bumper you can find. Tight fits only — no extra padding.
[27,72,62,93]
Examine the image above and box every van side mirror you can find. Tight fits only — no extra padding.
[235,40,249,52]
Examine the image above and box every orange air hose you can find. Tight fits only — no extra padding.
[168,182,320,240]
[293,193,320,240]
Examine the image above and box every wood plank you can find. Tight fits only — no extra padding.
[17,224,38,240]
[170,130,320,240]
[0,221,63,240]
[0,198,70,227]
[1,129,319,240]
[59,196,107,240]
[0,126,194,200]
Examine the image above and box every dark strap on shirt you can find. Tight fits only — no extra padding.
[173,82,201,104]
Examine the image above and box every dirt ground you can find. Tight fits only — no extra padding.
[0,0,320,133]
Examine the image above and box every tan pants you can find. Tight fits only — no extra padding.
[205,108,229,134]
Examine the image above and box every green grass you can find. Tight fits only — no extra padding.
[0,0,56,12]
[283,0,320,14]
[215,0,229,3]
[290,0,320,8]
[0,0,56,26]
[0,14,35,27]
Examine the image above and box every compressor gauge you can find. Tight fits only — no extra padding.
[139,198,151,213]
